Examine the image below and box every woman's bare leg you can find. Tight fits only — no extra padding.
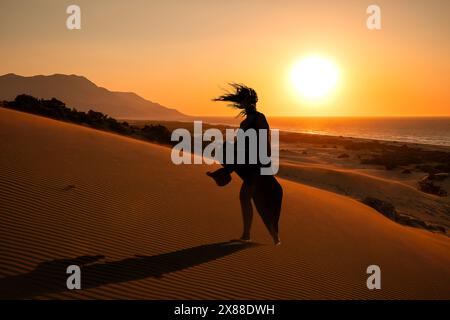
[270,225,281,245]
[239,182,254,240]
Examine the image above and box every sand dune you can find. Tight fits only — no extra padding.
[278,162,450,232]
[0,108,449,299]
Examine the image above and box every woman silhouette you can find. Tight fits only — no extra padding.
[207,84,283,245]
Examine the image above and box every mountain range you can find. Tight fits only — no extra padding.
[0,73,188,120]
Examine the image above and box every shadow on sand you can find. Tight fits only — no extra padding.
[0,240,258,299]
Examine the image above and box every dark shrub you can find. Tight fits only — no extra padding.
[362,197,397,220]
[142,124,172,144]
[418,176,448,197]
[2,95,172,147]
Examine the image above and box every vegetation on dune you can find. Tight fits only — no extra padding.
[282,131,450,173]
[359,146,450,172]
[1,94,173,145]
[361,196,446,233]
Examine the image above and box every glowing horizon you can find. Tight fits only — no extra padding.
[1,0,449,117]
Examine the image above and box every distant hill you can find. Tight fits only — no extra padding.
[0,73,188,120]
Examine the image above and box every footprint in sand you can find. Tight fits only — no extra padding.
[62,185,76,191]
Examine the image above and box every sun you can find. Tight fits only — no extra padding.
[291,56,340,100]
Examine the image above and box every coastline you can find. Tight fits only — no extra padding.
[181,116,450,148]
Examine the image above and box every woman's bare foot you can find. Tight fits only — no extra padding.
[269,226,281,245]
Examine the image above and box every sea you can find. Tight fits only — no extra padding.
[198,116,450,147]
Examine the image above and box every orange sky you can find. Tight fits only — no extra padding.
[1,0,449,116]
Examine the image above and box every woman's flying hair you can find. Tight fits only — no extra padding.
[213,83,258,116]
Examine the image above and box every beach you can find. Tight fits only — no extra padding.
[1,108,450,299]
